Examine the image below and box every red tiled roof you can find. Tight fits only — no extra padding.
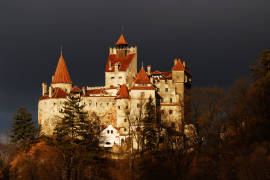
[130,86,156,90]
[39,87,67,100]
[52,87,67,98]
[105,53,136,72]
[71,85,81,93]
[134,67,151,84]
[116,84,130,99]
[39,95,49,100]
[161,72,172,78]
[52,55,72,84]
[151,71,161,75]
[116,33,128,45]
[86,89,108,95]
[172,59,185,71]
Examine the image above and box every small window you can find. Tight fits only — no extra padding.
[153,80,156,84]
[165,79,168,84]
[170,98,173,103]
[107,103,109,106]
[124,128,127,131]
[106,142,111,145]
[119,76,122,79]
[169,110,173,114]
[111,77,115,79]
[165,88,168,92]
[118,106,121,109]
[111,130,113,134]
[107,130,110,134]
[124,118,127,122]
[126,106,128,109]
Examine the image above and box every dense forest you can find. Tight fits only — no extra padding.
[0,50,270,180]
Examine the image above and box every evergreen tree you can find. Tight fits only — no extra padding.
[10,107,36,144]
[52,94,102,179]
[142,97,158,154]
[54,94,87,143]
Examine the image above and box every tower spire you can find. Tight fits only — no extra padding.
[51,48,72,84]
[60,45,63,56]
[116,33,128,46]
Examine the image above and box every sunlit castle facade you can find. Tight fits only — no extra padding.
[38,33,192,146]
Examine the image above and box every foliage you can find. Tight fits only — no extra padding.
[142,97,159,154]
[10,107,37,145]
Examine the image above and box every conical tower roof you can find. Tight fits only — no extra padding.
[52,55,72,84]
[116,33,128,45]
[134,67,151,84]
[116,84,130,99]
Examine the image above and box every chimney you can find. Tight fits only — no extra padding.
[82,86,86,95]
[49,86,52,98]
[109,61,112,70]
[114,63,119,72]
[183,61,186,68]
[42,82,47,96]
[112,48,117,54]
[147,65,151,75]
[109,48,112,54]
[174,58,177,65]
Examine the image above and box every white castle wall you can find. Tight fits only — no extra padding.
[129,89,156,122]
[38,98,65,135]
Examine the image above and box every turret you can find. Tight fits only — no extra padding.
[147,65,151,75]
[172,58,185,100]
[49,86,52,98]
[51,50,72,93]
[42,82,47,96]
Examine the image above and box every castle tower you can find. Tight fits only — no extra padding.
[51,51,72,93]
[130,67,156,121]
[115,84,130,134]
[105,33,137,88]
[172,59,185,103]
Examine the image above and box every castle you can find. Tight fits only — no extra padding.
[38,33,192,146]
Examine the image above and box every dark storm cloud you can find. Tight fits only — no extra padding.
[0,0,269,130]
